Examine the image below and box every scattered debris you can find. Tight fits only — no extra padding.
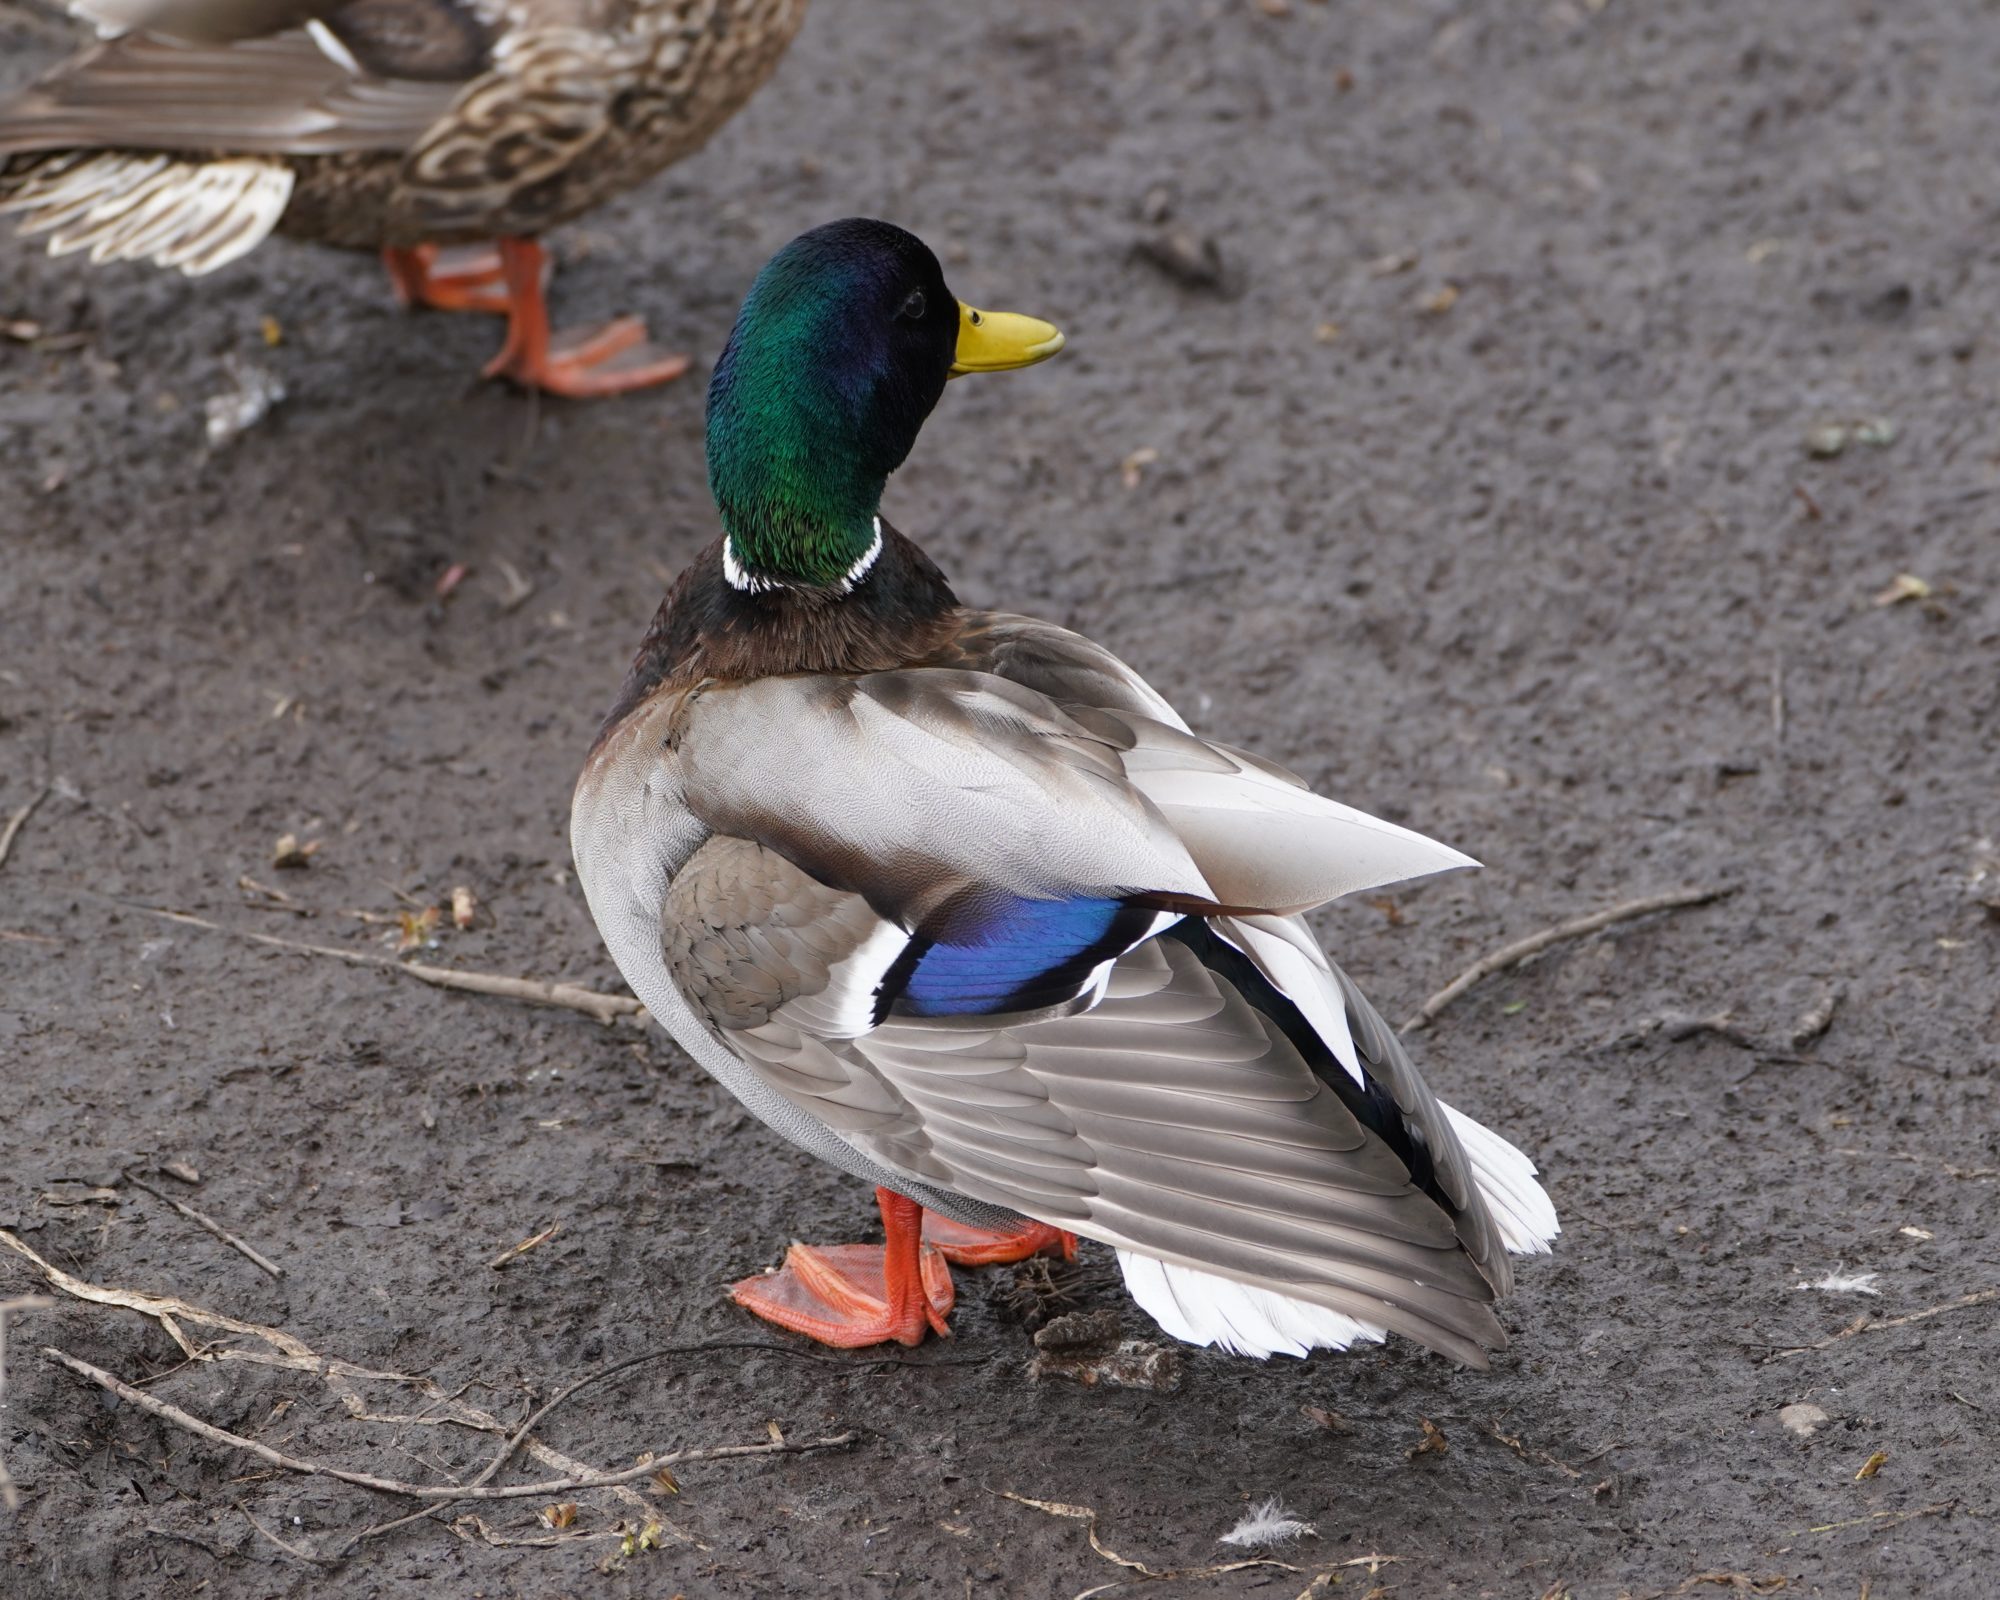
[1132,229,1237,296]
[1778,1403,1828,1438]
[1854,1449,1888,1481]
[489,1222,561,1270]
[1219,1497,1316,1549]
[1407,1417,1449,1460]
[451,885,480,930]
[1401,887,1733,1033]
[1795,1271,1881,1297]
[999,1490,1297,1585]
[1808,417,1897,459]
[203,356,286,449]
[396,905,442,954]
[1120,446,1160,490]
[1416,283,1460,315]
[1899,1226,1934,1242]
[1789,985,1842,1048]
[272,833,320,870]
[160,1160,202,1185]
[1301,1405,1351,1433]
[238,874,307,913]
[435,563,471,601]
[259,315,283,347]
[1369,250,1419,277]
[1313,320,1341,343]
[541,1502,578,1530]
[1872,572,1932,607]
[1026,1309,1182,1392]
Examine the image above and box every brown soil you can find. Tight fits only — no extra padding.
[3,2,1996,1595]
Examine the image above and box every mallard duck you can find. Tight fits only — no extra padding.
[0,0,807,396]
[572,219,1559,1360]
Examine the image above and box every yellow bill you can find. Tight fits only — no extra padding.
[949,302,1066,377]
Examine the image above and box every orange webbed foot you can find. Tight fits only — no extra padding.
[730,1188,954,1349]
[922,1211,1078,1267]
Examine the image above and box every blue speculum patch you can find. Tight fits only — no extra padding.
[891,895,1138,1017]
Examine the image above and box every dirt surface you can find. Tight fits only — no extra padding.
[3,1,1997,1595]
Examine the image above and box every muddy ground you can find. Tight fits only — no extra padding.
[2,1,1997,1595]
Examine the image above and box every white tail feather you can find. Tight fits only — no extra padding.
[1116,1250,1388,1359]
[1439,1101,1560,1255]
[5,153,292,275]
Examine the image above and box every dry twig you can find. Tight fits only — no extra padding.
[0,785,49,876]
[1400,887,1733,1033]
[0,1229,649,1500]
[124,1170,284,1281]
[44,1345,855,1505]
[1761,1286,2000,1361]
[119,903,644,1027]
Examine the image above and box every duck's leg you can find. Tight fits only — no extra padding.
[382,243,518,315]
[478,237,691,398]
[921,1211,1078,1267]
[731,1187,955,1348]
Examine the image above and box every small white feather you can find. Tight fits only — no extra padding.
[1438,1100,1561,1255]
[1219,1498,1316,1550]
[1116,1251,1386,1360]
[1795,1270,1881,1296]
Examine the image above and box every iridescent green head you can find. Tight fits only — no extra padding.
[705,219,1064,592]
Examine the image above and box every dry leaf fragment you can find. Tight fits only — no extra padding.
[1416,283,1460,315]
[259,315,283,347]
[272,833,319,870]
[1407,1417,1448,1460]
[1120,447,1160,490]
[541,1502,578,1530]
[1872,573,1931,607]
[1302,1404,1351,1433]
[396,905,442,953]
[159,1160,201,1185]
[1855,1449,1888,1481]
[1255,0,1290,15]
[1898,1226,1934,1241]
[651,1466,680,1495]
[1314,320,1342,343]
[450,885,478,930]
[1369,250,1419,276]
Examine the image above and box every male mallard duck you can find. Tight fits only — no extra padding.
[0,0,807,396]
[572,219,1559,1360]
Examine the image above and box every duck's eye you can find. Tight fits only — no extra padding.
[898,289,927,321]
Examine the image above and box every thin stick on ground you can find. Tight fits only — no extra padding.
[124,1170,285,1281]
[1399,887,1734,1034]
[0,1228,656,1505]
[1761,1286,2000,1361]
[0,785,48,875]
[44,1344,856,1504]
[119,903,645,1027]
[0,1295,55,1511]
[339,1339,843,1555]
